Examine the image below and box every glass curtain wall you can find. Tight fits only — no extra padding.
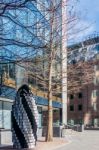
[0,100,12,129]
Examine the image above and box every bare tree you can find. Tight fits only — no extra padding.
[0,0,84,142]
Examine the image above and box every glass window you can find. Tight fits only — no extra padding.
[38,113,42,128]
[78,92,83,98]
[9,63,15,79]
[28,77,36,86]
[72,60,76,64]
[94,78,97,85]
[78,104,83,111]
[94,65,99,71]
[94,77,99,85]
[94,118,99,127]
[0,101,3,128]
[95,45,99,51]
[2,64,9,78]
[37,107,42,128]
[70,105,74,111]
[53,109,60,126]
[93,102,97,111]
[3,102,12,110]
[16,65,27,88]
[92,90,97,98]
[3,102,12,129]
[96,77,99,84]
[70,94,74,100]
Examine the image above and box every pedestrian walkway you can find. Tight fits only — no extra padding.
[2,130,99,150]
[56,130,99,150]
[0,137,68,150]
[35,137,68,150]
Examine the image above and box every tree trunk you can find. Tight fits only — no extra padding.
[46,4,55,142]
[46,62,53,142]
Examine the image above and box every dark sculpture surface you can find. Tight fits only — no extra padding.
[12,84,39,149]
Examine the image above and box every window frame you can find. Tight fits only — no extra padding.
[78,104,83,111]
[70,105,74,111]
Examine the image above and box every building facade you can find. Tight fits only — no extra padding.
[67,36,99,127]
[0,0,62,130]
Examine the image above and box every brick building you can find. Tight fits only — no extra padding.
[67,36,99,127]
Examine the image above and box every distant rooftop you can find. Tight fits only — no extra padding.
[68,35,99,51]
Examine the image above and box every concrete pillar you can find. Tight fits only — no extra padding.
[62,0,67,125]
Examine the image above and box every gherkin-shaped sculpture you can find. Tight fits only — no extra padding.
[12,84,39,149]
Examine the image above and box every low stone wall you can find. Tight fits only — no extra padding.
[66,124,84,132]
[84,127,99,130]
[0,128,43,146]
[0,127,64,146]
[0,129,12,145]
[42,126,62,137]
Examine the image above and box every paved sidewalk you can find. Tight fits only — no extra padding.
[56,130,99,150]
[0,137,68,150]
[35,137,68,150]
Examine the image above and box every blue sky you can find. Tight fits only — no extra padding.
[79,0,99,36]
[80,0,99,30]
[69,0,99,44]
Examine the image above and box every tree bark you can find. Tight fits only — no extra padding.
[46,62,53,141]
